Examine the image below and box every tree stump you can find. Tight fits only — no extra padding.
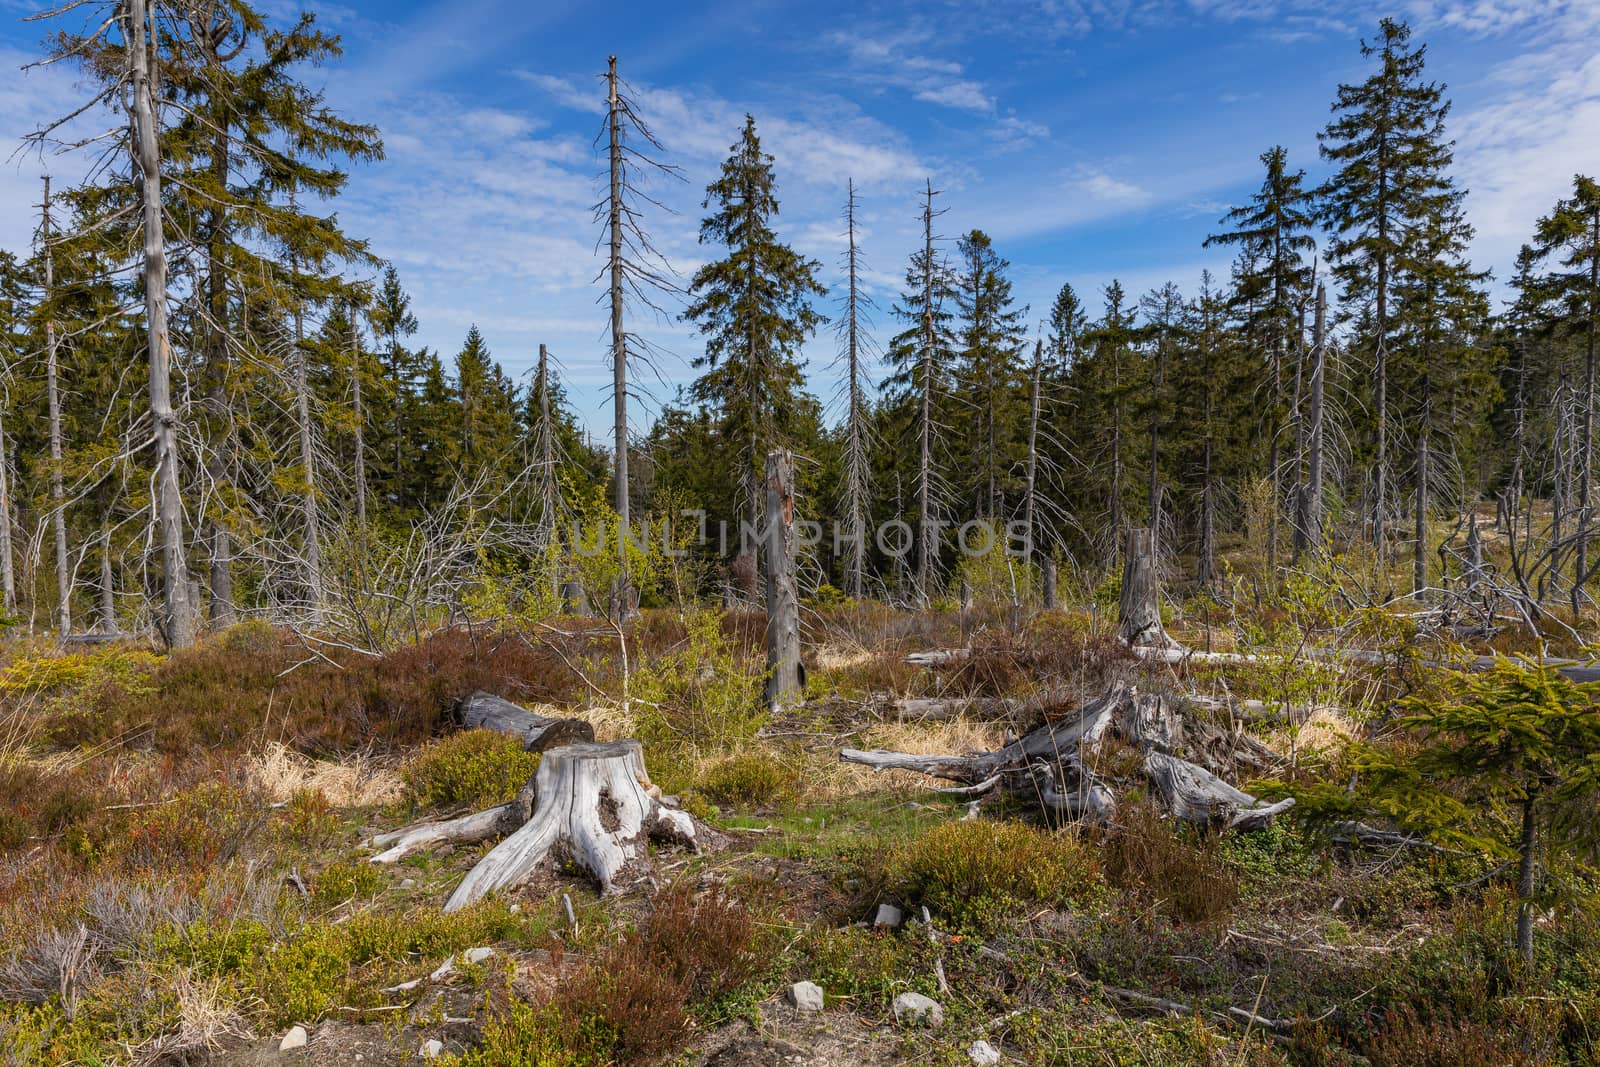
[442,740,701,911]
[368,739,711,911]
[763,450,805,711]
[1117,527,1179,649]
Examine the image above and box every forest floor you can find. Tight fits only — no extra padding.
[1,576,1598,1065]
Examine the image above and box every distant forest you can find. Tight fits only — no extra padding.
[3,4,1598,645]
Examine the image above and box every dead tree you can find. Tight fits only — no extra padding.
[914,180,949,606]
[763,450,805,711]
[0,399,13,615]
[1296,283,1327,557]
[348,298,369,533]
[1118,526,1176,649]
[1022,338,1043,577]
[842,683,1291,830]
[41,176,71,636]
[129,0,197,648]
[835,179,874,600]
[599,55,680,589]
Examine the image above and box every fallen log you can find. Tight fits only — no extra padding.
[455,691,595,753]
[841,682,1291,830]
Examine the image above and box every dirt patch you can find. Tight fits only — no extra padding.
[689,1008,900,1066]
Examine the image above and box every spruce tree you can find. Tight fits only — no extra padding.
[1319,18,1455,555]
[683,116,825,523]
[952,230,1027,519]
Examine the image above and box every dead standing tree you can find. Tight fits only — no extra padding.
[40,176,71,636]
[598,55,681,597]
[834,179,876,600]
[763,449,805,711]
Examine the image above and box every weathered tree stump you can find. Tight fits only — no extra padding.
[444,740,698,911]
[368,739,712,911]
[455,691,594,752]
[763,450,805,711]
[1118,527,1180,650]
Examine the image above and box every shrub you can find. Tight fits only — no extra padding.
[403,729,539,810]
[629,610,763,749]
[1361,1005,1547,1066]
[695,751,793,809]
[885,818,1101,931]
[455,884,761,1067]
[1102,804,1237,926]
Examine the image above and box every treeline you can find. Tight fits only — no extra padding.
[2,7,1597,644]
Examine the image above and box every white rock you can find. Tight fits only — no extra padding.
[420,1038,445,1059]
[279,1025,309,1051]
[891,991,944,1027]
[969,1038,1001,1065]
[463,946,495,965]
[786,980,824,1012]
[400,878,417,888]
[873,903,904,929]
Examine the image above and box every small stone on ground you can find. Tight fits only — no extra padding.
[873,903,904,928]
[420,1038,444,1058]
[279,1025,308,1051]
[891,991,943,1027]
[786,980,824,1012]
[969,1038,1001,1064]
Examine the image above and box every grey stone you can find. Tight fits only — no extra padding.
[786,980,824,1012]
[279,1025,309,1051]
[968,1038,1001,1065]
[420,1038,445,1059]
[873,903,904,929]
[463,946,494,965]
[891,991,944,1027]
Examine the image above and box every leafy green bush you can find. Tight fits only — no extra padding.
[885,818,1101,931]
[630,610,763,748]
[403,729,539,810]
[695,751,794,808]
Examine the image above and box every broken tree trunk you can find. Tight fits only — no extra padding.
[763,450,805,712]
[1118,527,1178,649]
[444,741,699,911]
[455,691,595,752]
[842,683,1291,831]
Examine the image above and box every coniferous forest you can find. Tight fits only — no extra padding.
[4,4,1600,1066]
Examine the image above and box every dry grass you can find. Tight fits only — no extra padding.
[1265,708,1355,758]
[245,742,404,808]
[828,718,1007,796]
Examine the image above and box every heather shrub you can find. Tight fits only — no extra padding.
[695,750,794,809]
[403,729,539,810]
[1102,804,1238,925]
[885,818,1101,931]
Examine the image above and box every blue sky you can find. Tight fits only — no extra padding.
[2,0,1598,435]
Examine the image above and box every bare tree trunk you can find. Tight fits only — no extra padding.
[350,305,367,532]
[0,408,14,615]
[98,527,117,634]
[842,179,867,600]
[1302,284,1326,556]
[130,0,196,649]
[42,177,71,637]
[607,56,629,582]
[763,450,804,711]
[290,231,322,608]
[1023,339,1042,569]
[1147,336,1164,534]
[916,181,939,607]
[1118,526,1173,648]
[1414,379,1431,598]
[533,343,560,591]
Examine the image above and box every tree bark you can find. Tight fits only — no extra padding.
[42,177,71,637]
[763,450,804,711]
[98,528,117,635]
[916,180,938,607]
[351,305,368,532]
[843,179,867,600]
[129,0,196,649]
[1118,526,1175,648]
[291,230,322,609]
[1302,284,1326,555]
